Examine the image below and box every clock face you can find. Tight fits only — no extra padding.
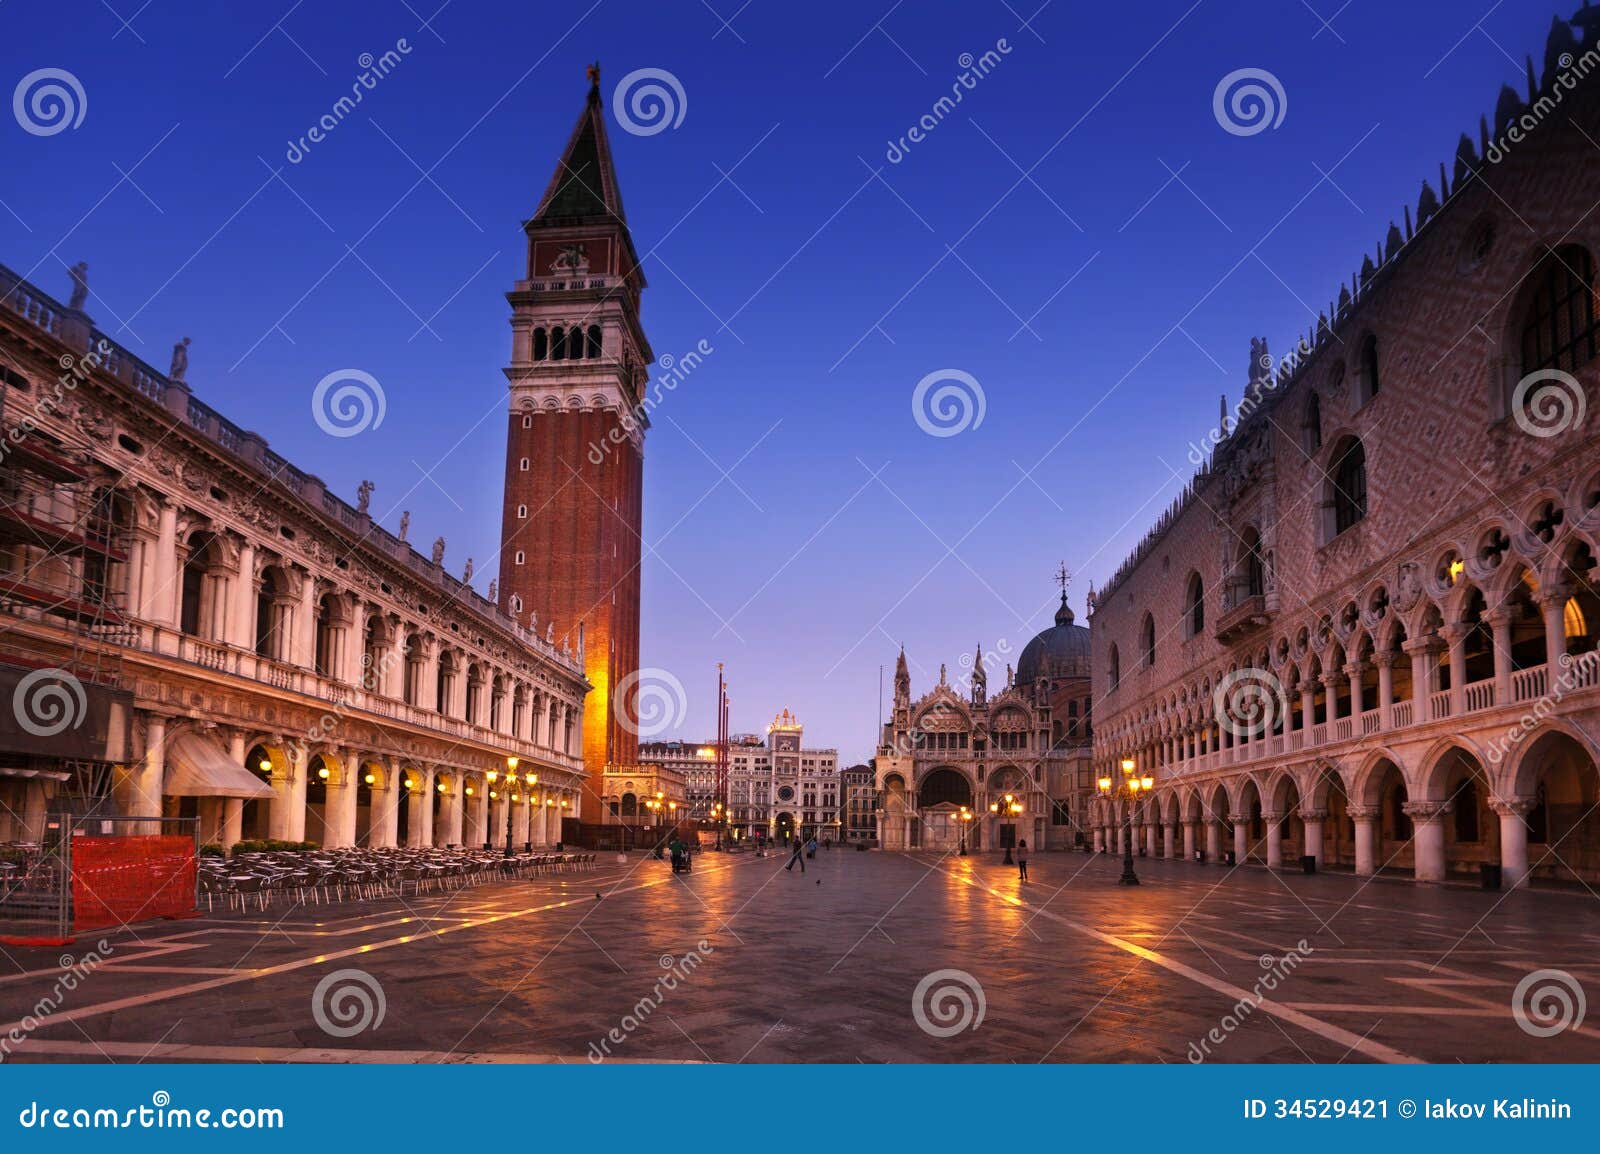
[777,785,795,802]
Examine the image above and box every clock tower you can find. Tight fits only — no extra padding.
[499,66,650,824]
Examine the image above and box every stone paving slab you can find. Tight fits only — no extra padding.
[1,851,1597,1063]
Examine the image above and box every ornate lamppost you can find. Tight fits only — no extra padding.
[990,793,1024,864]
[488,757,535,858]
[1098,756,1153,886]
[957,806,973,855]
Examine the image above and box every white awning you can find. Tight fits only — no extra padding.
[0,766,71,781]
[163,732,276,799]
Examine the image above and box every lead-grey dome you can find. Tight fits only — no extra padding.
[1015,594,1091,687]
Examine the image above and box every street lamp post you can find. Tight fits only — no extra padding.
[957,807,972,855]
[489,757,534,859]
[1098,756,1154,886]
[990,793,1024,864]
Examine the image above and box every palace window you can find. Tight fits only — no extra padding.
[532,329,548,361]
[1520,245,1597,376]
[1357,334,1380,403]
[1329,437,1367,536]
[1140,612,1156,668]
[1302,391,1322,452]
[1108,644,1120,690]
[1184,572,1204,638]
[515,550,525,565]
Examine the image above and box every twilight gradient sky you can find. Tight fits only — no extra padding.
[2,0,1566,761]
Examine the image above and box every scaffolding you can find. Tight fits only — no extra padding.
[0,382,129,830]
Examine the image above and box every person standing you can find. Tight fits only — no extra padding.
[1016,838,1029,882]
[786,836,805,873]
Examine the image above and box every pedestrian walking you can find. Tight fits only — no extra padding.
[1017,838,1029,882]
[785,836,805,873]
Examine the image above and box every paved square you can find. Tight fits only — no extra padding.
[2,852,1598,1063]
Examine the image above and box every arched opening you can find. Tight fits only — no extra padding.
[1237,526,1265,599]
[532,327,548,360]
[465,664,485,727]
[1512,729,1600,883]
[1302,391,1322,452]
[305,753,334,845]
[586,324,602,358]
[1184,572,1205,637]
[1310,766,1352,868]
[254,568,283,659]
[313,593,340,677]
[1366,759,1410,874]
[1461,586,1495,685]
[1326,436,1367,538]
[179,531,223,638]
[1107,644,1121,690]
[917,768,973,809]
[1139,612,1156,668]
[1429,748,1497,878]
[241,742,278,841]
[1358,333,1380,402]
[551,326,567,360]
[1561,540,1600,656]
[355,762,379,845]
[775,811,796,843]
[436,650,457,716]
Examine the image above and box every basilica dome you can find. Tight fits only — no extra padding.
[1014,594,1091,687]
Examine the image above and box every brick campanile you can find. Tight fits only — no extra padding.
[499,66,651,824]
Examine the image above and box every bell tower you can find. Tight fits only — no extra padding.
[499,65,650,824]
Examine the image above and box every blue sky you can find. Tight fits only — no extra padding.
[1,0,1567,760]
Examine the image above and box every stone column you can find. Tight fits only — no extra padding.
[1300,807,1327,866]
[1162,822,1176,859]
[1231,811,1249,864]
[1346,662,1365,720]
[412,768,435,848]
[1406,801,1450,882]
[1493,798,1535,889]
[1205,820,1221,863]
[222,732,246,849]
[1092,826,1103,853]
[1538,588,1570,672]
[1489,607,1514,704]
[1349,805,1379,876]
[441,776,464,846]
[1443,624,1469,716]
[1299,682,1315,738]
[229,542,257,650]
[1263,810,1283,868]
[134,715,166,818]
[148,502,178,626]
[292,573,318,669]
[374,761,401,848]
[270,744,306,842]
[320,750,358,848]
[1322,674,1341,727]
[1182,820,1197,861]
[1375,651,1394,724]
[1145,822,1157,857]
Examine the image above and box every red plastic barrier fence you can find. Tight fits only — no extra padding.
[71,835,197,931]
